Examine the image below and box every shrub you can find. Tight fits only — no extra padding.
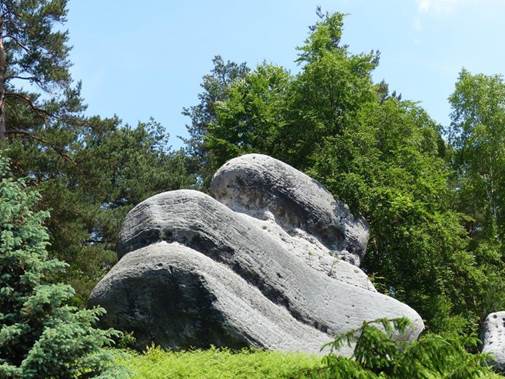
[116,346,321,379]
[0,156,125,378]
[298,318,498,379]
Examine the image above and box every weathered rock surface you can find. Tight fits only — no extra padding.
[90,242,340,353]
[210,154,368,266]
[117,189,374,291]
[482,311,505,371]
[90,154,424,354]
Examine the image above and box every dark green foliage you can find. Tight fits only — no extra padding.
[4,116,196,302]
[0,0,198,304]
[183,55,249,184]
[1,0,71,89]
[298,319,493,379]
[310,99,490,332]
[203,11,379,173]
[0,0,82,148]
[289,10,378,167]
[188,10,502,334]
[1,5,504,376]
[0,0,84,138]
[0,156,125,378]
[446,70,505,321]
[205,64,291,171]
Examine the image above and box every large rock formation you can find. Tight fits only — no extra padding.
[89,154,424,354]
[482,311,505,371]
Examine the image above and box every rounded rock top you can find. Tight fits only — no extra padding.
[211,153,369,264]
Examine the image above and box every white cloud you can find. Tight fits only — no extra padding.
[416,0,461,14]
[412,16,423,31]
[417,0,505,14]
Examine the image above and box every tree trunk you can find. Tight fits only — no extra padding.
[0,16,6,139]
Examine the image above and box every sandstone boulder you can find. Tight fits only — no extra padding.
[90,154,424,354]
[117,189,374,291]
[482,311,505,371]
[90,242,341,353]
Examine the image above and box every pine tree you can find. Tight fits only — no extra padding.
[0,0,80,140]
[0,155,123,378]
[0,0,196,302]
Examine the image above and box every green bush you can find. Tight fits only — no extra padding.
[0,156,125,378]
[113,319,505,379]
[299,318,500,379]
[116,346,321,379]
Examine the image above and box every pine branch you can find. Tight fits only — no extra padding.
[3,33,30,53]
[6,129,75,164]
[5,92,53,119]
[5,75,39,82]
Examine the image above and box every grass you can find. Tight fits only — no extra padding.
[115,346,322,379]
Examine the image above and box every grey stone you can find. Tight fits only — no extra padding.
[117,189,374,291]
[90,154,425,354]
[91,241,422,353]
[90,242,338,353]
[482,311,505,371]
[210,154,368,265]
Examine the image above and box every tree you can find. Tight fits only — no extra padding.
[446,70,505,327]
[5,116,197,302]
[449,69,505,243]
[0,155,123,378]
[294,9,379,138]
[191,11,504,334]
[183,55,249,183]
[0,0,79,140]
[310,99,491,332]
[204,63,291,173]
[0,0,197,303]
[201,11,379,173]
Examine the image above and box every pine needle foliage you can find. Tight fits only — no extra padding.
[0,156,125,378]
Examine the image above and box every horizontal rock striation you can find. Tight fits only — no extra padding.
[90,154,424,354]
[90,242,339,353]
[210,154,368,266]
[117,189,374,291]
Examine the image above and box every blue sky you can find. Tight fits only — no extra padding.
[67,0,505,148]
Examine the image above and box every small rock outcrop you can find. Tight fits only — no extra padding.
[89,154,424,354]
[482,312,505,371]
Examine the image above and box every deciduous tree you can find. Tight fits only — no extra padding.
[449,69,505,243]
